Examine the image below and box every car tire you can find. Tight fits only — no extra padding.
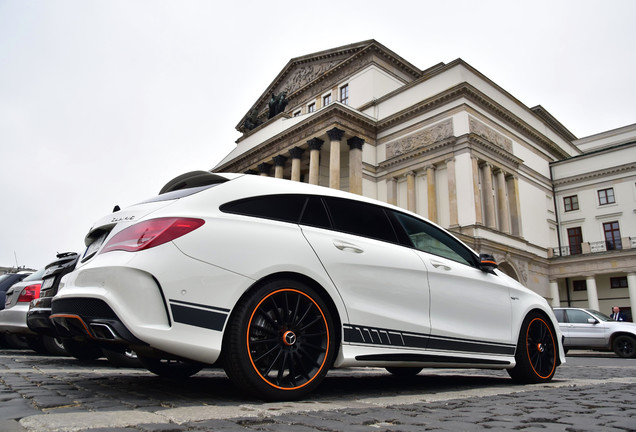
[103,348,142,368]
[40,336,68,356]
[223,279,336,400]
[508,312,558,383]
[26,337,49,354]
[612,335,636,358]
[386,367,423,377]
[62,339,103,361]
[137,356,203,378]
[3,334,30,349]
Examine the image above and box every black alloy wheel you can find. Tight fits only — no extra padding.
[508,312,557,383]
[224,279,335,400]
[613,335,636,358]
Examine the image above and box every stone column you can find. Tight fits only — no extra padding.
[426,165,437,223]
[405,171,416,212]
[506,174,522,237]
[481,163,496,229]
[289,147,304,182]
[549,280,561,308]
[307,138,324,185]
[258,163,271,177]
[446,158,458,227]
[272,155,287,179]
[627,273,636,320]
[471,157,483,225]
[347,137,364,195]
[495,169,510,234]
[586,276,600,311]
[327,127,345,190]
[387,177,398,206]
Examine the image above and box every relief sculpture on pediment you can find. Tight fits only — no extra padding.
[281,60,341,95]
[386,119,453,158]
[469,118,512,152]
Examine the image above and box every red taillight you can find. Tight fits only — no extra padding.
[100,217,204,254]
[17,284,41,303]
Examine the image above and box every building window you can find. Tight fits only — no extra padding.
[293,110,301,117]
[563,195,579,212]
[307,103,316,113]
[598,188,615,205]
[340,85,349,105]
[567,227,583,255]
[603,221,622,250]
[323,94,332,107]
[610,277,628,289]
[572,280,587,292]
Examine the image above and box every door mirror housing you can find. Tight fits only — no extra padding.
[587,318,599,325]
[479,254,498,273]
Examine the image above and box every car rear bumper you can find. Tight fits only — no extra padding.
[26,297,57,336]
[0,304,35,335]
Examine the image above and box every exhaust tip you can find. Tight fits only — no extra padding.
[90,323,119,340]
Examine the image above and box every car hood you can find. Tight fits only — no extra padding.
[605,320,636,331]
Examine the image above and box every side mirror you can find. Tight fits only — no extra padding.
[479,254,498,273]
[588,318,598,325]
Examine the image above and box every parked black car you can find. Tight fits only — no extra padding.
[27,252,139,366]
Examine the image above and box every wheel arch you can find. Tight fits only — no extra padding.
[221,271,343,360]
[524,307,562,366]
[609,331,636,346]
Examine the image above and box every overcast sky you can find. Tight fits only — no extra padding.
[1,0,635,270]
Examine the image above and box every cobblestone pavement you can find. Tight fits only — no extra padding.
[1,349,635,431]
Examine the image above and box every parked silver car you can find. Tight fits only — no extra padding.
[0,268,66,355]
[552,307,636,358]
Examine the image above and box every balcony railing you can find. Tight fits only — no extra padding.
[550,237,634,257]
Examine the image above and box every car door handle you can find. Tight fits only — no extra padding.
[333,240,364,254]
[430,260,451,271]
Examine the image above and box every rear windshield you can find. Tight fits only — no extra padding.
[23,268,46,281]
[137,184,220,204]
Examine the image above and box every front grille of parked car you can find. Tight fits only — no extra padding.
[51,298,118,319]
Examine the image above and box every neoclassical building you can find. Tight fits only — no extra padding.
[213,40,636,319]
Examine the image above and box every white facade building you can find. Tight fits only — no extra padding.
[550,123,636,319]
[213,40,636,319]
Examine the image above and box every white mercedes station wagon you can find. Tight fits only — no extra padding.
[51,171,564,400]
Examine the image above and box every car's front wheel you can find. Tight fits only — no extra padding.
[613,335,636,358]
[223,279,336,400]
[508,312,557,383]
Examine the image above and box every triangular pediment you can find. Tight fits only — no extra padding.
[236,40,421,133]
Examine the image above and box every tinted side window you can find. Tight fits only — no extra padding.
[566,309,593,324]
[552,309,565,323]
[323,197,397,243]
[299,196,331,229]
[220,195,307,223]
[391,211,476,267]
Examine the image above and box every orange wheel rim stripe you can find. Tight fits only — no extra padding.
[247,288,330,391]
[526,317,556,379]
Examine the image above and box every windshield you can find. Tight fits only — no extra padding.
[586,309,612,322]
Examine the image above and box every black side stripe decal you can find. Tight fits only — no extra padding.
[344,324,515,356]
[169,300,228,331]
[355,353,511,366]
